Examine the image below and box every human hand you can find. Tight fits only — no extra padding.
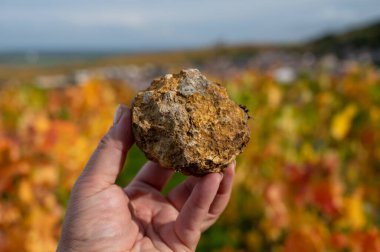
[57,105,236,252]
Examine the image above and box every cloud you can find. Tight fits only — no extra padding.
[0,0,379,50]
[66,12,146,29]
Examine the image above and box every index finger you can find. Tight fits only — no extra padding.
[174,173,223,246]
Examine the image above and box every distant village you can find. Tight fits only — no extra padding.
[34,50,380,91]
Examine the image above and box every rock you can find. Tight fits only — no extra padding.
[131,69,250,176]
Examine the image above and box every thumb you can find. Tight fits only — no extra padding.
[78,104,134,191]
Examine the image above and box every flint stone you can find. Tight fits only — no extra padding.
[132,69,250,176]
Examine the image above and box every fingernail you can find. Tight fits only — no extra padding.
[113,105,130,125]
[113,105,123,125]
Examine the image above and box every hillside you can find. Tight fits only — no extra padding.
[306,20,380,56]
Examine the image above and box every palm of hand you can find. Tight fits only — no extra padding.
[61,165,229,252]
[67,184,186,252]
[126,182,190,251]
[125,183,188,252]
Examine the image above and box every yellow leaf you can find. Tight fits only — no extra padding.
[331,104,357,140]
[34,113,50,134]
[301,143,318,163]
[32,164,58,187]
[346,190,365,229]
[267,84,282,108]
[18,179,33,204]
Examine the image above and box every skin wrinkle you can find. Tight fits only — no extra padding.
[174,220,200,249]
[165,196,180,212]
[159,224,190,252]
[149,222,173,251]
[172,225,193,252]
[127,200,146,251]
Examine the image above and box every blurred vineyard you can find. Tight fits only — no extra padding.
[1,64,380,252]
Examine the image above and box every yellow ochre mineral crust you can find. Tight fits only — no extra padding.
[131,69,250,176]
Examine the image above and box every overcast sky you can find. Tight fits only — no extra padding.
[1,0,380,51]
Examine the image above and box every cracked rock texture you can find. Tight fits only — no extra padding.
[131,69,250,176]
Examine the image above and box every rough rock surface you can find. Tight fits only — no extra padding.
[131,69,250,176]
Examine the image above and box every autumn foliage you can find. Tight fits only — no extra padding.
[1,65,380,251]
